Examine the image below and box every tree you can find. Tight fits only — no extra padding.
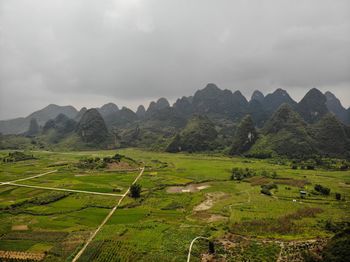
[208,241,215,254]
[335,193,341,200]
[130,183,141,198]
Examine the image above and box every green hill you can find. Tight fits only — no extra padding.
[166,115,218,152]
[310,113,350,156]
[249,104,316,158]
[76,109,112,148]
[229,115,257,155]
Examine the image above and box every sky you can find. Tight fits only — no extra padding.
[0,0,349,120]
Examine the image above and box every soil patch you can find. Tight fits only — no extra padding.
[107,162,133,170]
[0,250,45,261]
[11,225,28,231]
[194,192,228,211]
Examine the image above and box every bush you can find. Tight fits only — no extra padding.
[314,184,331,195]
[260,183,277,196]
[261,188,272,196]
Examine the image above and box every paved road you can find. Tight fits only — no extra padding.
[0,170,57,185]
[187,236,208,262]
[72,167,145,262]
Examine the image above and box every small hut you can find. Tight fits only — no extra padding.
[300,190,307,199]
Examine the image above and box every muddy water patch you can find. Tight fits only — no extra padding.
[166,183,210,193]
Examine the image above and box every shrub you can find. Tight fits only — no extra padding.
[291,164,298,170]
[335,193,341,200]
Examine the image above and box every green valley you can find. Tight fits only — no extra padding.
[0,149,349,261]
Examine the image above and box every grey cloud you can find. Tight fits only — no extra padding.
[0,0,350,119]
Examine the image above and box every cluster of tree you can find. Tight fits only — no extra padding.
[76,153,128,169]
[230,168,256,180]
[230,168,278,181]
[260,183,278,196]
[314,184,331,195]
[291,157,350,171]
[260,170,278,179]
[2,151,36,162]
[318,227,350,262]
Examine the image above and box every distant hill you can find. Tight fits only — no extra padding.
[310,113,350,156]
[136,105,146,118]
[250,90,264,102]
[262,88,297,113]
[191,83,248,120]
[230,115,257,155]
[98,103,119,118]
[0,104,78,134]
[166,115,218,152]
[76,109,112,147]
[296,88,329,123]
[25,118,40,137]
[249,104,316,158]
[74,107,87,121]
[325,91,349,124]
[1,85,349,157]
[41,114,77,144]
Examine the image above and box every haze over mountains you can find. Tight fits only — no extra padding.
[1,85,349,157]
[0,85,349,136]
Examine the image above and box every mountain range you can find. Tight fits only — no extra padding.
[1,85,349,157]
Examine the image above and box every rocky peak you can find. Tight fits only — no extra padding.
[251,90,264,102]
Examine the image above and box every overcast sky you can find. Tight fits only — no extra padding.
[0,0,349,120]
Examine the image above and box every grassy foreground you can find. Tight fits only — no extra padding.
[0,149,349,261]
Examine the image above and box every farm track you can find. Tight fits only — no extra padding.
[72,167,145,262]
[0,170,57,185]
[0,182,124,197]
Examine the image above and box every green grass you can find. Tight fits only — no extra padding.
[0,148,349,261]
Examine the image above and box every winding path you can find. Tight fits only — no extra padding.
[187,236,208,262]
[71,167,145,262]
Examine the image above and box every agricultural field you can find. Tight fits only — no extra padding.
[0,149,349,261]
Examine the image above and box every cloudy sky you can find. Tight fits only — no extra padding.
[0,0,349,120]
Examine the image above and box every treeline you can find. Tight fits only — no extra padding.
[76,153,136,169]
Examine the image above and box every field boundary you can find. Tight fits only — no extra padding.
[71,167,145,262]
